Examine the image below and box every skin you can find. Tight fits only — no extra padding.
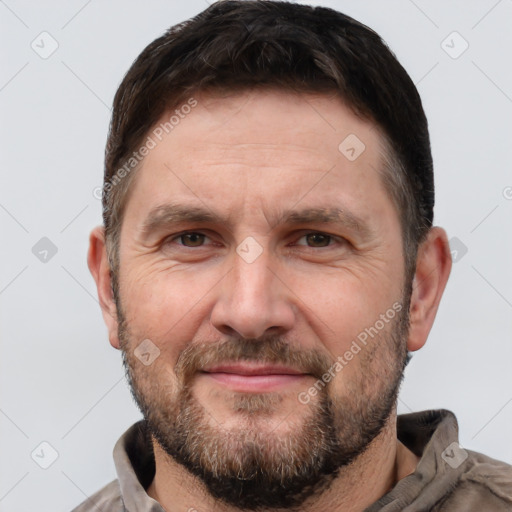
[88,89,452,511]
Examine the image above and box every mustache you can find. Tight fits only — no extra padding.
[174,336,334,383]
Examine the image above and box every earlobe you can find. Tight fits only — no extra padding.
[407,227,452,352]
[87,225,121,349]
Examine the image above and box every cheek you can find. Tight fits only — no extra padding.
[120,267,212,356]
[287,266,402,348]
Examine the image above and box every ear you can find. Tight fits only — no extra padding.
[87,225,121,349]
[407,227,452,352]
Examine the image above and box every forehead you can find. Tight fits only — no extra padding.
[164,88,379,156]
[121,89,394,233]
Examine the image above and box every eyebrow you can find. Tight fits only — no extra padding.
[139,203,373,240]
[139,204,222,239]
[274,207,372,237]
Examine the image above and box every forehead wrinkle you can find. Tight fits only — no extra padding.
[175,143,331,173]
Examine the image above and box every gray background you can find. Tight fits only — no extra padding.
[1,0,511,510]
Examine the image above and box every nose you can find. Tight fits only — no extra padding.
[210,247,296,339]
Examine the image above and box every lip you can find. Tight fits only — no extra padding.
[200,363,308,392]
[202,363,305,375]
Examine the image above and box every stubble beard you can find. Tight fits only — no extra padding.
[118,300,410,510]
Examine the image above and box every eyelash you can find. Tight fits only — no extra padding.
[165,231,346,249]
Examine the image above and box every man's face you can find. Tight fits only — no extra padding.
[115,89,410,508]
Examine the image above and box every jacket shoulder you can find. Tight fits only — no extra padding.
[70,480,124,511]
[441,451,512,511]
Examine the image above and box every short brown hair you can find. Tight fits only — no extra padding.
[102,0,434,295]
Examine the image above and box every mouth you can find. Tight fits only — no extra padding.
[200,363,310,392]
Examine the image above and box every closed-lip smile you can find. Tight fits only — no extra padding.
[200,363,309,392]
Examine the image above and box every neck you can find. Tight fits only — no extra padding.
[147,410,419,512]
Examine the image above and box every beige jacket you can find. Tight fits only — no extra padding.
[71,409,512,511]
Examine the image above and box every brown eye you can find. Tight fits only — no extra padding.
[305,233,332,247]
[179,233,206,247]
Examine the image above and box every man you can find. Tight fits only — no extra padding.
[78,1,512,510]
